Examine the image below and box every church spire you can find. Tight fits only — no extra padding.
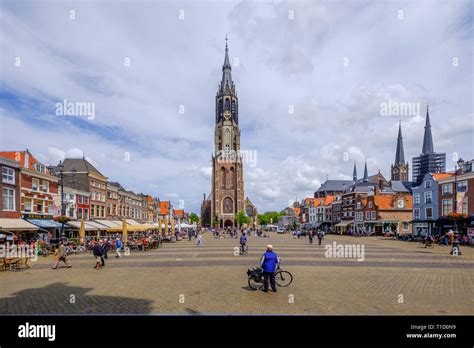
[353,161,357,181]
[363,161,369,182]
[421,105,434,155]
[395,120,405,164]
[220,35,233,92]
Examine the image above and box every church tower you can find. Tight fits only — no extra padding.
[391,121,409,181]
[210,38,245,228]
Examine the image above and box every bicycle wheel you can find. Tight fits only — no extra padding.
[248,277,263,290]
[275,270,293,287]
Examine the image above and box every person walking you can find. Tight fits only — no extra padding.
[260,245,279,292]
[196,233,203,247]
[52,240,72,269]
[317,230,324,245]
[115,238,122,258]
[308,230,314,244]
[93,239,104,270]
[188,229,193,241]
[101,238,109,266]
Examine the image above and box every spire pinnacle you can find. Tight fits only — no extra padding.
[363,161,369,182]
[353,161,357,181]
[421,105,434,155]
[395,120,405,164]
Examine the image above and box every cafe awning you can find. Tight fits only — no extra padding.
[335,220,354,227]
[67,221,97,231]
[27,219,62,229]
[0,218,39,231]
[126,219,140,225]
[94,219,122,228]
[85,221,110,230]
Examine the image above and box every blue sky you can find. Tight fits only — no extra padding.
[1,0,473,214]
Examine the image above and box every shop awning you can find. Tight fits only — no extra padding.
[0,218,39,231]
[126,219,140,225]
[27,219,62,229]
[335,220,354,227]
[94,219,122,228]
[85,221,110,230]
[67,221,97,231]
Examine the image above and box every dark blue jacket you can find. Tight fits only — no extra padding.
[261,251,279,273]
[93,244,103,257]
[240,236,247,244]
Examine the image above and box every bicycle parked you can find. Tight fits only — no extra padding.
[247,265,293,290]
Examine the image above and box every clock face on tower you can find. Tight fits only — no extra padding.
[224,110,231,120]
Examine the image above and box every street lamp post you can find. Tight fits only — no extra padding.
[58,161,65,240]
[450,158,464,256]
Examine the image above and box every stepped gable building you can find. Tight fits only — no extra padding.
[412,106,446,185]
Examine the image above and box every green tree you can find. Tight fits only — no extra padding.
[189,213,199,224]
[235,211,250,227]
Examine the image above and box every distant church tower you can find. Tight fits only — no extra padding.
[391,121,409,181]
[210,38,245,228]
[412,106,446,185]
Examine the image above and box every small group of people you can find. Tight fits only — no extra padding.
[308,229,325,245]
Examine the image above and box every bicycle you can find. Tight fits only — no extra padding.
[418,237,434,249]
[247,265,293,290]
[239,243,248,255]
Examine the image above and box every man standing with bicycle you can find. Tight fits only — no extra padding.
[239,232,247,254]
[260,244,279,293]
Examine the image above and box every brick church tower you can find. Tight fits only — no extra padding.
[210,39,244,228]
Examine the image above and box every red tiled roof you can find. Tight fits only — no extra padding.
[0,151,39,170]
[174,209,184,217]
[432,173,453,180]
[160,201,170,215]
[323,196,336,206]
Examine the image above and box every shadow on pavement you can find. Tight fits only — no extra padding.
[0,282,153,314]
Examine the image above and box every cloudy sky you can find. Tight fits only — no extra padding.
[1,0,473,214]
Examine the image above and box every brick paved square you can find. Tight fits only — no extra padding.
[1,233,473,315]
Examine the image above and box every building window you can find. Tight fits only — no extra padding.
[413,193,420,205]
[442,184,453,195]
[442,199,452,216]
[78,208,83,220]
[24,198,32,212]
[426,207,433,219]
[68,207,74,217]
[402,222,409,231]
[84,196,89,204]
[365,211,370,219]
[84,208,89,220]
[414,208,420,219]
[2,167,15,184]
[462,197,468,215]
[424,191,433,204]
[42,180,49,193]
[36,199,44,213]
[371,211,376,220]
[78,195,83,204]
[424,180,431,188]
[47,202,53,214]
[32,178,39,191]
[368,201,373,208]
[457,181,468,192]
[91,180,95,187]
[91,192,96,200]
[2,188,15,211]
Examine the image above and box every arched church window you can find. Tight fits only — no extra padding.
[223,197,233,214]
[225,98,231,111]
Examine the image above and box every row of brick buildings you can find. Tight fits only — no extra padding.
[280,159,473,237]
[278,108,473,237]
[0,150,187,239]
